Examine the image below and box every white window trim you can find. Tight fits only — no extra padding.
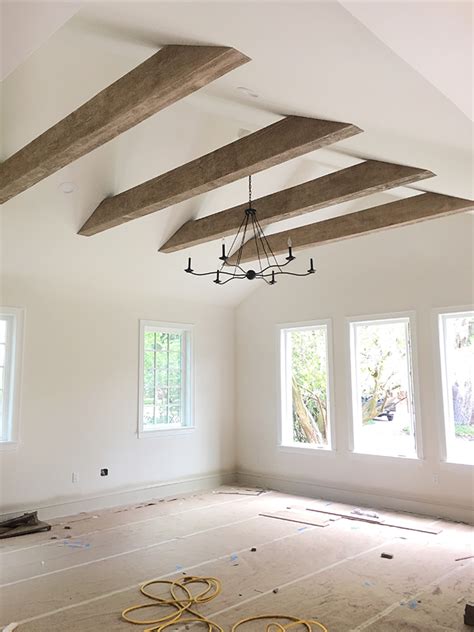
[277,319,336,453]
[0,307,25,450]
[434,305,474,466]
[138,320,194,438]
[346,311,423,460]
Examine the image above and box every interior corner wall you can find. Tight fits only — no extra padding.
[0,277,236,517]
[235,213,474,522]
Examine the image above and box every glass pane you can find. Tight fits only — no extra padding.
[0,344,5,368]
[353,320,415,457]
[288,327,329,447]
[0,320,6,344]
[143,370,155,404]
[144,331,156,351]
[143,404,155,428]
[155,332,169,353]
[168,334,182,354]
[142,328,186,429]
[143,350,156,373]
[168,406,182,426]
[168,387,182,408]
[443,314,474,462]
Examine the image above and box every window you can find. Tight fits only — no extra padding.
[280,322,333,449]
[350,316,418,458]
[138,321,193,436]
[438,311,474,464]
[0,308,24,446]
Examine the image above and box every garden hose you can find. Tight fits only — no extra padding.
[121,575,328,632]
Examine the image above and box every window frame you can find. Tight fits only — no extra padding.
[138,320,194,438]
[278,319,335,453]
[436,306,474,465]
[347,311,422,460]
[0,307,25,449]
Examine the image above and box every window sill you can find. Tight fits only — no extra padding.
[138,427,196,439]
[351,450,420,462]
[0,441,19,452]
[278,444,334,455]
[442,456,474,467]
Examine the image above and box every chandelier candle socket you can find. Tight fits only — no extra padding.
[184,176,316,285]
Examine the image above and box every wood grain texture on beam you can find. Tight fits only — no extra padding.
[79,116,362,236]
[160,160,433,252]
[0,46,250,204]
[229,192,474,263]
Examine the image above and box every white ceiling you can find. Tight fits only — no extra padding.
[1,1,473,307]
[340,1,473,120]
[0,1,83,80]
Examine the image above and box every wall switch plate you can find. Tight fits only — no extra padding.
[72,472,79,483]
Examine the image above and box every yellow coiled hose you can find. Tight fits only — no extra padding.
[121,575,328,632]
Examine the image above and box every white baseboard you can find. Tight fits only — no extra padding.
[1,471,237,521]
[236,470,474,524]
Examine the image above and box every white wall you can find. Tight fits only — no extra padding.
[0,275,235,515]
[235,214,474,522]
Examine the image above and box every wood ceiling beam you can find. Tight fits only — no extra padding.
[228,192,474,264]
[78,116,362,236]
[0,45,250,204]
[160,160,433,253]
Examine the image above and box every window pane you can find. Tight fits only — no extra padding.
[282,326,330,447]
[0,344,5,368]
[352,319,416,457]
[144,331,156,350]
[168,406,182,425]
[441,313,474,463]
[141,327,188,431]
[143,370,155,404]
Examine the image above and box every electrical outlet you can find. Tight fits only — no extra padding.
[100,468,109,477]
[433,473,439,485]
[72,472,79,483]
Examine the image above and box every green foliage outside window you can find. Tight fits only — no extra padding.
[290,329,328,445]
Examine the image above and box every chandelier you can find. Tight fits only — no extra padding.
[185,176,316,285]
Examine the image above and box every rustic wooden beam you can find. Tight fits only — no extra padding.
[160,160,433,252]
[79,116,362,236]
[228,192,474,263]
[0,45,250,204]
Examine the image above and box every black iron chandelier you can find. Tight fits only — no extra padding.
[185,176,316,285]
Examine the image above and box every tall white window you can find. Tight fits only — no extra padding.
[280,322,333,449]
[350,316,418,458]
[138,321,193,436]
[0,308,24,446]
[438,311,474,464]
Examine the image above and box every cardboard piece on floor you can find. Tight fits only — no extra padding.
[306,503,442,534]
[260,510,330,527]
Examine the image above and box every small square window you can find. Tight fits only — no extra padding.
[280,322,333,450]
[138,321,193,436]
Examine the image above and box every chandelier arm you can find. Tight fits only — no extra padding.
[186,270,223,277]
[259,258,294,274]
[261,269,316,278]
[219,275,246,285]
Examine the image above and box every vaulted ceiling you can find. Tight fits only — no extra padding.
[1,1,473,307]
